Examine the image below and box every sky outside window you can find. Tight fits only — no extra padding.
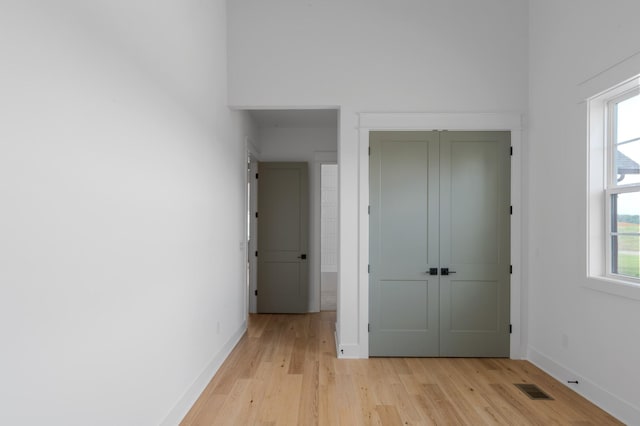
[614,93,640,214]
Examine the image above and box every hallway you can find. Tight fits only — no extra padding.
[181,313,619,425]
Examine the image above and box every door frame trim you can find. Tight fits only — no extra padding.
[246,137,260,315]
[358,112,525,359]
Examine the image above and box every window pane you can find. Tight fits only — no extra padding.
[616,94,640,144]
[615,93,640,185]
[612,191,640,228]
[615,141,640,185]
[611,192,640,278]
[612,235,640,278]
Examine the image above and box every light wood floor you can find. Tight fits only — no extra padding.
[181,312,621,425]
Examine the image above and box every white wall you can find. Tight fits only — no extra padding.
[528,1,640,423]
[229,0,529,357]
[228,0,528,111]
[0,1,253,424]
[255,126,338,312]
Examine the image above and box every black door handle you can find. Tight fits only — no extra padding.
[441,268,456,275]
[428,268,438,275]
[298,254,307,260]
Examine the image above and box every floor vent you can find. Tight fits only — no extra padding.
[514,383,554,400]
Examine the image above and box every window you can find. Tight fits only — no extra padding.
[607,90,640,280]
[588,75,640,293]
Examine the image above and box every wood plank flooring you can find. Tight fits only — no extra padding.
[181,312,621,425]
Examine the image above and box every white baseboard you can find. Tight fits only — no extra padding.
[161,321,247,426]
[528,347,640,425]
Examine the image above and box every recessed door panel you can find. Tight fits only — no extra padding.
[258,262,303,311]
[378,140,431,276]
[449,280,499,332]
[379,280,430,331]
[450,141,501,265]
[260,168,302,252]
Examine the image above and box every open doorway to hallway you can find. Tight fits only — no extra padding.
[244,108,339,313]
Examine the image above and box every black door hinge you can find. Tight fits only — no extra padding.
[255,290,258,296]
[510,265,513,274]
[510,206,513,215]
[368,264,370,273]
[368,147,371,156]
[255,251,258,257]
[509,324,513,334]
[368,323,371,332]
[510,146,513,156]
[368,205,370,215]
[255,173,259,179]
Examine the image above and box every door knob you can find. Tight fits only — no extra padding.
[441,268,456,275]
[297,254,307,260]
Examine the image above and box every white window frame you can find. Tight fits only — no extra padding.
[587,75,640,299]
[605,88,640,281]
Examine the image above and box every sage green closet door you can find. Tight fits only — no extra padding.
[369,131,510,357]
[369,131,440,356]
[439,131,511,357]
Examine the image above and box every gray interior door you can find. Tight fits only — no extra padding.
[257,162,309,313]
[369,131,510,357]
[439,131,511,357]
[369,132,440,356]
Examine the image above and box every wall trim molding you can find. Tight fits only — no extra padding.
[161,321,247,425]
[356,112,526,359]
[529,347,640,424]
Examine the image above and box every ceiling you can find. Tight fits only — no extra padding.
[249,109,338,128]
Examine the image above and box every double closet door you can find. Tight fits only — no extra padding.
[369,131,510,357]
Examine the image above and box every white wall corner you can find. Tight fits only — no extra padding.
[161,321,247,426]
[336,106,361,356]
[528,347,640,425]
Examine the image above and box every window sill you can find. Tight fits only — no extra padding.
[584,276,640,301]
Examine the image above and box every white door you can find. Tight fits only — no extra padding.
[369,131,510,357]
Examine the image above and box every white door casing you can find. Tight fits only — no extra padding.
[355,112,524,359]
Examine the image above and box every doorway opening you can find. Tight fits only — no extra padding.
[244,108,339,313]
